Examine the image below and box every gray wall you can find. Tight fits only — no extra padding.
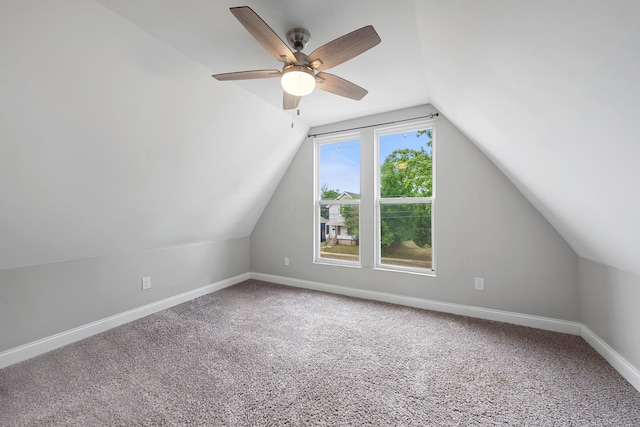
[579,258,640,369]
[251,105,580,321]
[0,237,249,352]
[1,1,298,354]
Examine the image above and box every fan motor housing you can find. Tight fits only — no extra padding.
[286,28,311,51]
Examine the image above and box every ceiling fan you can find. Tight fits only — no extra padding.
[212,6,381,110]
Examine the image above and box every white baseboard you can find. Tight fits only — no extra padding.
[580,325,640,393]
[3,271,639,395]
[0,273,250,369]
[250,273,582,335]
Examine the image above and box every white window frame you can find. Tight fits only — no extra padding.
[374,120,436,275]
[313,132,362,267]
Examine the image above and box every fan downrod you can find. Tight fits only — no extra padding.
[286,28,311,51]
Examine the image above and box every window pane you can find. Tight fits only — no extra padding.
[379,130,432,198]
[380,203,432,269]
[320,204,359,262]
[317,138,360,265]
[319,139,360,198]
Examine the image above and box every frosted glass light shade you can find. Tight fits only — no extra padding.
[281,66,316,97]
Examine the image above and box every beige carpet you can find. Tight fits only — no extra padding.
[1,279,639,426]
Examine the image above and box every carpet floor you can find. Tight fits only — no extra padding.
[1,280,639,426]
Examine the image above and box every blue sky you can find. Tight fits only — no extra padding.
[319,130,432,194]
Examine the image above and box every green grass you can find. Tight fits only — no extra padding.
[322,244,360,255]
[381,240,431,260]
[320,241,432,268]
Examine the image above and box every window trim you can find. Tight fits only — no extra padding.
[374,120,436,275]
[313,132,362,267]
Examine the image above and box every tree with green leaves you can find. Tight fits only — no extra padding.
[380,131,432,199]
[379,129,433,249]
[320,184,340,200]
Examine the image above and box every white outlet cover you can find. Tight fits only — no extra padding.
[142,276,151,290]
[474,277,484,290]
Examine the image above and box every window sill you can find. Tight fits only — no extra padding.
[374,265,436,277]
[314,258,362,268]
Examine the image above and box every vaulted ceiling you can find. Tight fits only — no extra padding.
[2,0,639,277]
[93,0,432,126]
[414,1,640,277]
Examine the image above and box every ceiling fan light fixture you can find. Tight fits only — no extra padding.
[281,65,316,97]
[212,7,381,109]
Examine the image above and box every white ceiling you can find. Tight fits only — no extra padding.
[95,0,640,276]
[0,0,309,269]
[415,0,640,276]
[3,0,640,278]
[94,0,431,127]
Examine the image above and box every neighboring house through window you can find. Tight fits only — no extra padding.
[315,135,360,265]
[326,191,359,245]
[314,119,434,274]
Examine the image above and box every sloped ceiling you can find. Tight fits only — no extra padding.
[414,0,640,276]
[93,0,431,126]
[0,0,309,270]
[2,0,639,278]
[93,0,640,276]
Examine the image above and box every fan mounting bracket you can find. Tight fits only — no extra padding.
[286,28,311,52]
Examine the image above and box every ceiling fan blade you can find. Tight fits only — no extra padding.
[283,91,301,110]
[306,25,381,71]
[230,6,297,65]
[212,69,281,81]
[315,72,368,100]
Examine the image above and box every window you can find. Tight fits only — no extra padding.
[314,135,360,265]
[376,125,434,272]
[313,119,435,275]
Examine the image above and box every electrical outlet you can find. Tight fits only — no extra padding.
[142,276,151,290]
[284,257,289,266]
[474,277,484,291]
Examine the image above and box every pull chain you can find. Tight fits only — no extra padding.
[291,107,301,128]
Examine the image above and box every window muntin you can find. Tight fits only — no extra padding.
[376,126,434,272]
[315,135,360,265]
